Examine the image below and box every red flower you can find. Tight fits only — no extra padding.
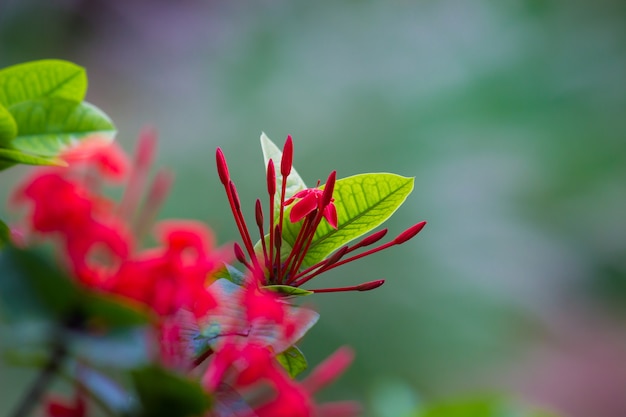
[45,391,86,417]
[13,131,225,320]
[216,136,426,293]
[285,187,338,229]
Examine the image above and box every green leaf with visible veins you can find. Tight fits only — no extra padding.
[260,132,307,214]
[9,98,116,157]
[0,59,87,106]
[0,104,17,146]
[276,345,308,378]
[282,173,414,268]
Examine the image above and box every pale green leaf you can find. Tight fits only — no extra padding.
[9,98,116,157]
[0,59,87,106]
[282,173,414,267]
[260,132,307,213]
[0,148,67,170]
[0,104,17,146]
[263,285,313,297]
[276,346,308,378]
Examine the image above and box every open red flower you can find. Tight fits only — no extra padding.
[285,188,338,229]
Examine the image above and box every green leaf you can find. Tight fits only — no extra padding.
[0,59,87,106]
[81,292,151,329]
[260,132,307,213]
[282,173,414,267]
[0,218,9,248]
[0,245,81,323]
[132,365,211,417]
[213,263,246,286]
[263,285,313,297]
[0,104,17,145]
[0,148,67,170]
[0,245,149,330]
[9,98,116,157]
[276,345,308,378]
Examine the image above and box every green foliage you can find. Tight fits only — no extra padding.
[283,173,414,267]
[0,59,87,106]
[0,245,80,323]
[132,365,212,417]
[0,104,17,145]
[263,284,313,297]
[213,263,246,286]
[276,345,308,378]
[9,98,115,157]
[0,245,149,328]
[0,148,66,168]
[0,59,115,170]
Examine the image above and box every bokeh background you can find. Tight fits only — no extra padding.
[1,1,625,416]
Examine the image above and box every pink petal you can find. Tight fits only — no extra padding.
[323,203,338,229]
[289,193,318,223]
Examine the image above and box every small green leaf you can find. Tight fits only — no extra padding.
[213,263,246,286]
[132,365,211,417]
[276,345,308,378]
[0,148,67,169]
[282,173,414,267]
[0,60,87,106]
[260,132,307,213]
[0,218,9,248]
[263,285,313,297]
[0,104,17,145]
[9,98,116,157]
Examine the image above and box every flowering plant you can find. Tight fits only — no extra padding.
[0,60,427,417]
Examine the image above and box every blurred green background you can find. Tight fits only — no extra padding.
[1,1,625,416]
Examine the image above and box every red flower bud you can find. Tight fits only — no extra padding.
[393,221,426,244]
[216,148,230,185]
[255,199,264,229]
[234,242,247,264]
[229,180,241,211]
[266,159,276,196]
[350,229,388,251]
[356,279,385,291]
[280,135,293,177]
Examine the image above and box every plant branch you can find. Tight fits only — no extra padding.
[9,342,66,417]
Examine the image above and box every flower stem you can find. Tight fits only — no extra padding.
[10,342,66,417]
